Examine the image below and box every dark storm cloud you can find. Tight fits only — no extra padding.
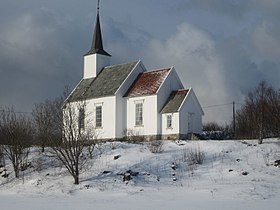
[177,0,250,19]
[0,1,87,110]
[0,0,280,123]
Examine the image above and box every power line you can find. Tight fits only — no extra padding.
[202,101,244,109]
[202,103,232,109]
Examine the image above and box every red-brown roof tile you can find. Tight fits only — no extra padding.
[125,68,171,97]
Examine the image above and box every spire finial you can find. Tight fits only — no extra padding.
[97,0,100,12]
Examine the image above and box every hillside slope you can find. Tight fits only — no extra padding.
[0,139,280,210]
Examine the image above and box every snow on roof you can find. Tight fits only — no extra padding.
[125,68,171,97]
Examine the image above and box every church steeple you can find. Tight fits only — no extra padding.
[83,0,111,79]
[85,0,110,56]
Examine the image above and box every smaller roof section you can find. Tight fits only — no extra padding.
[125,68,171,97]
[160,89,189,114]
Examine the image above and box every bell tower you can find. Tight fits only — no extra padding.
[83,0,111,79]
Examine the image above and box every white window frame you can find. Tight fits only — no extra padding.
[135,102,143,126]
[167,114,172,129]
[95,105,103,128]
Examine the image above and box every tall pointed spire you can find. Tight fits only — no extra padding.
[85,0,110,56]
[83,0,111,79]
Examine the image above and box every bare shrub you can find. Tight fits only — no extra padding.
[203,122,225,132]
[109,142,118,150]
[181,144,205,176]
[123,129,145,142]
[203,122,232,140]
[183,144,205,166]
[86,141,105,159]
[34,158,44,172]
[263,151,270,166]
[181,148,188,162]
[147,140,164,153]
[189,144,205,165]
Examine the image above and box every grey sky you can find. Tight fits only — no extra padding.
[0,0,280,124]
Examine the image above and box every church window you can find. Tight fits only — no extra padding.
[167,115,172,128]
[78,108,85,131]
[135,103,143,126]
[95,105,102,128]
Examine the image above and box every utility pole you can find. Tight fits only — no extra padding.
[233,101,236,139]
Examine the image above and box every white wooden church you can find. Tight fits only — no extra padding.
[65,7,204,140]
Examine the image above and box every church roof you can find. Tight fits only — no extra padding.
[66,78,95,102]
[67,61,138,102]
[125,68,171,97]
[160,89,189,113]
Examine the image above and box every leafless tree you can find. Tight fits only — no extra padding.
[236,81,280,142]
[32,86,100,185]
[236,104,257,139]
[33,100,54,152]
[49,101,98,184]
[32,87,69,152]
[266,87,280,136]
[0,107,33,178]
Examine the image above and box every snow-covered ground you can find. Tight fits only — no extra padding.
[1,139,280,210]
